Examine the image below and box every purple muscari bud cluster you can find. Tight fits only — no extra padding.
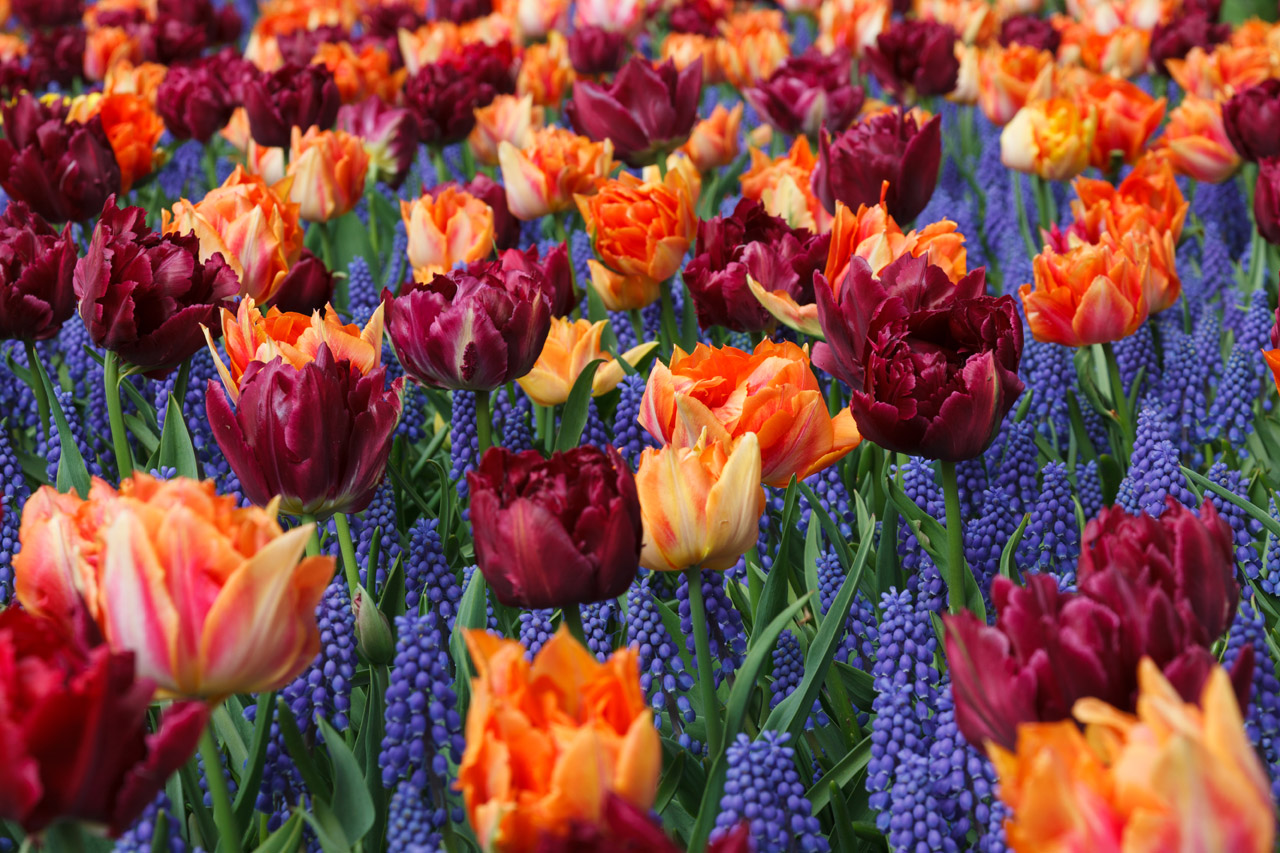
[990,419,1040,512]
[353,481,401,591]
[583,598,618,661]
[1225,595,1280,796]
[642,299,663,342]
[449,390,479,500]
[157,140,205,201]
[965,487,1021,609]
[957,456,989,519]
[380,610,465,791]
[353,197,370,228]
[1196,179,1249,256]
[406,518,460,619]
[928,684,1008,852]
[712,731,829,853]
[612,374,655,467]
[898,457,947,613]
[385,225,409,289]
[1238,289,1274,355]
[113,792,187,853]
[0,346,36,436]
[185,348,244,503]
[626,574,697,745]
[1119,405,1196,516]
[610,311,640,353]
[386,780,447,852]
[1200,343,1262,447]
[0,423,28,605]
[1204,461,1262,578]
[285,578,356,731]
[1018,338,1073,451]
[582,398,611,450]
[1076,459,1103,521]
[769,630,829,727]
[867,587,940,837]
[501,390,535,452]
[1153,324,1205,456]
[347,255,380,327]
[194,742,238,809]
[395,382,427,445]
[1263,500,1280,598]
[571,229,593,288]
[1018,462,1078,589]
[798,464,853,540]
[1193,310,1224,389]
[1114,321,1159,402]
[815,549,878,680]
[518,608,555,658]
[678,570,746,687]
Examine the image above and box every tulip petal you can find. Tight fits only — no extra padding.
[1073,274,1141,345]
[701,433,764,570]
[99,510,181,693]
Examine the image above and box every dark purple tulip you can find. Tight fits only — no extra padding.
[998,14,1061,54]
[744,48,863,139]
[433,0,492,22]
[1255,157,1280,246]
[11,0,82,29]
[382,263,552,391]
[157,60,236,144]
[468,445,642,609]
[337,97,419,189]
[275,25,349,66]
[813,109,941,224]
[73,197,239,373]
[404,41,516,147]
[495,243,576,317]
[0,94,121,224]
[567,26,631,76]
[205,345,403,518]
[137,14,209,66]
[669,0,722,36]
[1224,79,1280,162]
[157,0,242,45]
[264,250,335,315]
[813,253,1023,461]
[566,56,703,167]
[362,1,425,40]
[0,60,47,101]
[865,19,959,101]
[1149,11,1230,75]
[684,198,829,333]
[243,63,341,149]
[27,26,85,89]
[0,201,77,341]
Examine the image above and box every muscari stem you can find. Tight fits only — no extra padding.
[684,567,723,758]
[23,339,49,442]
[104,351,133,479]
[475,389,493,456]
[199,725,244,853]
[334,512,361,597]
[940,459,969,615]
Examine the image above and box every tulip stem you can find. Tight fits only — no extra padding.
[684,567,723,758]
[659,282,679,354]
[300,513,321,557]
[199,726,244,853]
[939,459,969,615]
[475,389,492,456]
[103,351,134,480]
[22,339,49,442]
[431,146,450,187]
[334,512,361,597]
[561,604,586,645]
[1010,172,1038,262]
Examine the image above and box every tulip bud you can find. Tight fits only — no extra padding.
[353,585,396,665]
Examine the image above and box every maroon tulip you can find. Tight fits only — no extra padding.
[865,19,959,101]
[157,0,242,45]
[363,1,425,40]
[1255,158,1280,247]
[567,26,631,76]
[534,794,754,853]
[1184,0,1223,17]
[813,253,1023,461]
[275,25,349,66]
[468,445,641,609]
[74,197,239,373]
[243,63,341,149]
[812,110,942,223]
[205,345,403,517]
[433,0,492,21]
[1224,79,1280,162]
[157,60,237,144]
[0,607,209,837]
[11,0,83,29]
[0,201,78,341]
[265,250,335,315]
[669,0,723,37]
[137,14,209,66]
[684,198,829,333]
[337,97,419,189]
[1149,11,1230,74]
[998,15,1061,54]
[382,262,551,391]
[0,94,121,225]
[744,48,864,139]
[404,41,516,147]
[566,56,703,167]
[27,25,86,89]
[494,242,575,317]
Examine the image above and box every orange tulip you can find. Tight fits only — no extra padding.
[516,317,657,407]
[575,169,697,311]
[498,127,615,221]
[499,0,571,43]
[221,107,254,153]
[661,34,722,84]
[516,31,576,108]
[915,0,995,44]
[681,103,743,173]
[1020,239,1151,347]
[401,187,495,281]
[458,626,660,853]
[311,41,405,104]
[1166,44,1271,102]
[163,166,305,304]
[207,296,384,400]
[635,432,765,572]
[470,94,544,168]
[740,136,831,233]
[1158,95,1241,184]
[83,26,140,83]
[978,45,1054,127]
[1001,97,1097,182]
[68,92,165,194]
[14,474,332,700]
[715,10,791,90]
[818,0,891,57]
[990,659,1275,853]
[1071,153,1188,243]
[246,139,287,185]
[397,15,515,75]
[639,340,861,488]
[1075,76,1165,171]
[0,34,25,63]
[286,126,370,223]
[103,60,167,105]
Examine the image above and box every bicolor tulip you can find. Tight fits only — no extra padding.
[1076,75,1166,171]
[400,187,495,281]
[1160,95,1241,183]
[335,96,419,190]
[468,93,542,167]
[285,126,370,223]
[517,317,656,407]
[977,44,1054,127]
[1020,240,1151,347]
[1001,97,1097,182]
[680,103,742,173]
[498,126,615,221]
[740,136,830,233]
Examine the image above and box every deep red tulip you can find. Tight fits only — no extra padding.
[566,56,703,167]
[0,94,121,224]
[0,201,78,341]
[0,607,209,837]
[137,14,209,66]
[1254,157,1280,245]
[533,794,754,853]
[865,19,959,101]
[27,25,85,89]
[205,344,404,517]
[337,97,419,189]
[812,110,942,223]
[382,261,552,391]
[157,59,237,144]
[433,0,492,21]
[11,0,82,29]
[74,197,239,373]
[1149,11,1230,74]
[669,0,723,37]
[813,253,1023,461]
[567,26,631,76]
[264,249,335,315]
[157,0,242,45]
[744,49,864,139]
[1184,0,1223,17]
[492,242,576,317]
[363,1,425,40]
[684,198,829,333]
[1224,79,1280,162]
[998,15,1061,54]
[468,445,641,609]
[243,63,341,149]
[404,41,516,147]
